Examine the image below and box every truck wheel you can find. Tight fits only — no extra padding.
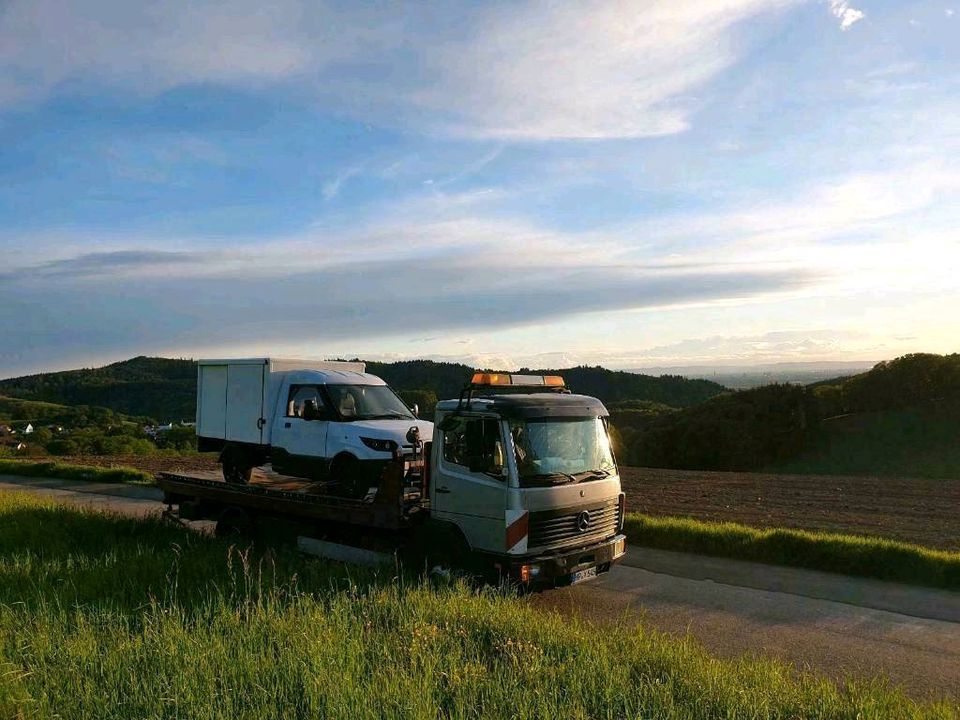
[423,523,475,580]
[215,506,254,539]
[330,454,365,498]
[222,446,253,485]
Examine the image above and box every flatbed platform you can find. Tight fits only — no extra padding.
[158,459,426,531]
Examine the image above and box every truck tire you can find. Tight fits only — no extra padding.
[330,454,365,498]
[222,445,253,485]
[418,522,475,578]
[215,506,254,539]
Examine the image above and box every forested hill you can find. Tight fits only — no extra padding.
[0,356,727,421]
[0,357,196,421]
[613,353,960,478]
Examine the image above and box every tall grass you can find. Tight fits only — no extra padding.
[0,492,955,718]
[0,458,153,485]
[624,513,960,590]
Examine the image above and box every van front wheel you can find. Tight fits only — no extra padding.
[222,446,253,485]
[330,454,365,498]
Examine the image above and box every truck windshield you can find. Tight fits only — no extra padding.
[327,384,415,421]
[510,417,616,486]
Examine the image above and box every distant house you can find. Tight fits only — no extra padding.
[23,423,34,435]
[0,437,26,451]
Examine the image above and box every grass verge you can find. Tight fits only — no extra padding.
[0,491,955,718]
[0,458,153,485]
[624,513,960,590]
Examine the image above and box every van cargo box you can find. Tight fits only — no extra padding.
[196,358,365,445]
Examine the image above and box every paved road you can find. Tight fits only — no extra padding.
[1,474,958,703]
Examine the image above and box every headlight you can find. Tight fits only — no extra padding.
[360,437,396,452]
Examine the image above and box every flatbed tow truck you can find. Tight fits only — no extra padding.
[158,367,626,589]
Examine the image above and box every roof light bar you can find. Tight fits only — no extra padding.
[470,372,566,388]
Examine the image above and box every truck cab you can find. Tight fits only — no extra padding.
[428,373,626,586]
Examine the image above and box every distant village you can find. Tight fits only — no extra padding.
[0,420,196,456]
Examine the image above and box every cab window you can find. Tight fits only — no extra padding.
[287,385,329,420]
[442,417,505,477]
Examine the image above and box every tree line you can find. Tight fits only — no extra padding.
[610,353,960,471]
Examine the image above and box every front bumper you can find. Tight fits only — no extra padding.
[500,533,627,587]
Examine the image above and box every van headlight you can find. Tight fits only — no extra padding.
[360,437,397,452]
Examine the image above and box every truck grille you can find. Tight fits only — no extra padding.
[527,496,622,551]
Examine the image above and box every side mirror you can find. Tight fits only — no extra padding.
[411,403,419,417]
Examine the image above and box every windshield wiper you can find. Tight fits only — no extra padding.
[573,469,612,482]
[361,412,411,420]
[524,471,577,485]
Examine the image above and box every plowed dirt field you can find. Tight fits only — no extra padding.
[620,466,960,550]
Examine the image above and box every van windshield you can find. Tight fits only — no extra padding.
[327,384,414,421]
[510,417,616,486]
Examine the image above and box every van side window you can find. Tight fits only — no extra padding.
[287,385,325,418]
[442,417,505,477]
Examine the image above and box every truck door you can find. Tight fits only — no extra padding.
[433,415,507,553]
[270,384,330,479]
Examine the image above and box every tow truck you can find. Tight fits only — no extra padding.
[158,367,627,588]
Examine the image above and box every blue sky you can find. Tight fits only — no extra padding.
[1,0,958,376]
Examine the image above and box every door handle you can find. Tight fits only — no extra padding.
[435,486,451,494]
[284,422,291,428]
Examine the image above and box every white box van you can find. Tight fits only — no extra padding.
[196,358,433,496]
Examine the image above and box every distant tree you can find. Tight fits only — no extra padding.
[157,425,197,452]
[32,427,53,446]
[47,438,79,456]
[398,390,438,418]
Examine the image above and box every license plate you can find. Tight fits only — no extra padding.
[569,566,598,585]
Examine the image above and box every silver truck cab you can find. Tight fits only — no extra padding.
[429,373,626,585]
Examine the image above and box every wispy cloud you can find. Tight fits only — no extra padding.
[2,250,212,282]
[322,167,362,201]
[0,0,803,139]
[828,0,865,30]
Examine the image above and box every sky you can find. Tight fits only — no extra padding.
[1,0,958,377]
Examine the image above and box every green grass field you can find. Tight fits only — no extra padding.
[623,514,960,590]
[0,492,956,719]
[0,458,154,485]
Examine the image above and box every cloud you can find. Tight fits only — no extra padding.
[3,250,211,281]
[828,0,865,29]
[0,195,818,374]
[0,259,813,374]
[322,167,362,201]
[410,0,803,139]
[0,0,802,139]
[634,329,883,364]
[629,162,960,262]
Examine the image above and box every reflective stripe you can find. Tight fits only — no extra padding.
[505,510,529,551]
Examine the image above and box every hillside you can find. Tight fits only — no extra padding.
[0,357,196,421]
[615,353,960,479]
[0,356,727,421]
[767,397,960,479]
[0,395,149,428]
